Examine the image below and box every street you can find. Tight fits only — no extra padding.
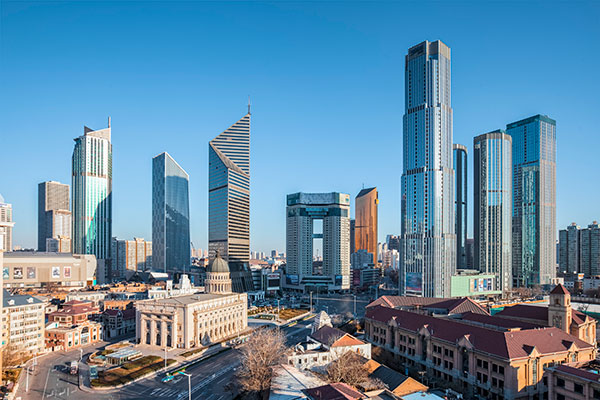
[16,319,314,400]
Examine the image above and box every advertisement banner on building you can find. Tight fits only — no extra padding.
[51,266,60,279]
[27,267,36,279]
[13,267,23,279]
[64,266,71,278]
[3,267,9,279]
[335,275,343,287]
[406,272,422,293]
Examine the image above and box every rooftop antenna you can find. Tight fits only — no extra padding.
[108,116,111,128]
[247,95,251,115]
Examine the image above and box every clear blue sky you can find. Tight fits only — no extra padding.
[2,1,599,252]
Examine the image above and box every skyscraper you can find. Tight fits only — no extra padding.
[355,188,378,265]
[209,110,253,292]
[559,223,580,275]
[0,195,14,252]
[112,237,153,278]
[507,115,556,287]
[474,130,513,294]
[285,192,351,292]
[559,222,600,277]
[72,122,112,266]
[453,144,467,269]
[38,181,70,251]
[400,40,455,297]
[152,152,190,273]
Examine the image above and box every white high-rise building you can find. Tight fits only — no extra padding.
[285,192,350,292]
[0,196,14,252]
[400,40,455,297]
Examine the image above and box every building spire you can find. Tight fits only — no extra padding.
[108,116,111,128]
[247,96,251,115]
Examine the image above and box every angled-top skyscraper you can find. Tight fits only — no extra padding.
[400,40,455,297]
[152,152,190,273]
[209,109,253,292]
[72,121,112,272]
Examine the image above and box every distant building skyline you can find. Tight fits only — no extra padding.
[0,196,14,252]
[559,221,600,277]
[509,114,557,287]
[152,152,190,273]
[400,40,455,297]
[71,122,112,270]
[474,130,513,294]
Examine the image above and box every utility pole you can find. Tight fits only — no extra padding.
[164,346,168,371]
[309,292,312,313]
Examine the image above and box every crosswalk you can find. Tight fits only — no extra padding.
[176,365,237,400]
[150,387,183,397]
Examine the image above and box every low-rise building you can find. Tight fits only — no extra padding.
[45,321,102,351]
[64,291,109,307]
[135,254,248,349]
[47,300,98,325]
[102,308,136,339]
[546,361,600,400]
[287,325,371,370]
[2,289,46,357]
[3,252,96,289]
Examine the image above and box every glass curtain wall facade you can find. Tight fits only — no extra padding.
[38,181,70,251]
[355,188,378,267]
[400,40,456,297]
[209,112,253,292]
[152,152,190,273]
[72,124,112,264]
[453,144,468,270]
[507,115,556,287]
[474,131,512,294]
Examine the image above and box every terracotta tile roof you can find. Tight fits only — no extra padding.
[311,326,346,345]
[554,364,600,382]
[366,305,593,360]
[304,382,365,400]
[367,296,489,316]
[495,304,589,327]
[459,312,544,330]
[550,284,570,295]
[332,334,365,348]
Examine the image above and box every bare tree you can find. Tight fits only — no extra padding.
[2,343,24,369]
[236,328,287,397]
[326,351,369,388]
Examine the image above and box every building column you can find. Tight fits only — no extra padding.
[161,319,167,348]
[150,318,157,346]
[140,315,147,344]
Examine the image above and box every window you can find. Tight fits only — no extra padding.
[556,378,565,387]
[575,383,584,394]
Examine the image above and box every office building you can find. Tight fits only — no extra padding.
[386,235,400,252]
[136,256,247,349]
[72,122,112,275]
[0,195,14,252]
[474,131,513,294]
[111,237,152,279]
[508,114,557,287]
[400,40,455,297]
[208,111,253,292]
[350,219,355,255]
[2,252,96,288]
[465,238,475,269]
[152,152,190,273]
[454,144,468,269]
[355,188,378,267]
[38,181,71,251]
[285,192,351,292]
[559,221,600,277]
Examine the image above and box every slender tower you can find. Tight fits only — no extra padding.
[453,144,467,269]
[208,109,253,292]
[474,130,512,294]
[400,40,455,297]
[72,120,112,280]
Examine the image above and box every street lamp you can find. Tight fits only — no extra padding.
[179,371,192,400]
[352,294,357,320]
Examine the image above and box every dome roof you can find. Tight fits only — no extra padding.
[208,252,230,273]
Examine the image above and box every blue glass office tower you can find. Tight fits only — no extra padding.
[453,144,468,270]
[474,131,512,294]
[400,40,455,297]
[507,115,556,287]
[209,111,253,292]
[152,152,190,273]
[72,123,112,271]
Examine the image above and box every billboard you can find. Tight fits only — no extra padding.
[406,272,422,293]
[64,266,71,279]
[334,275,343,287]
[470,277,493,292]
[27,267,36,279]
[51,266,60,279]
[13,267,23,279]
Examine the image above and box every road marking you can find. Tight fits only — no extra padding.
[42,365,52,399]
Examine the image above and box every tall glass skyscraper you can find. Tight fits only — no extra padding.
[72,122,112,265]
[355,187,378,266]
[507,115,556,287]
[152,152,190,273]
[474,131,512,294]
[209,111,253,292]
[400,40,455,297]
[453,144,467,270]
